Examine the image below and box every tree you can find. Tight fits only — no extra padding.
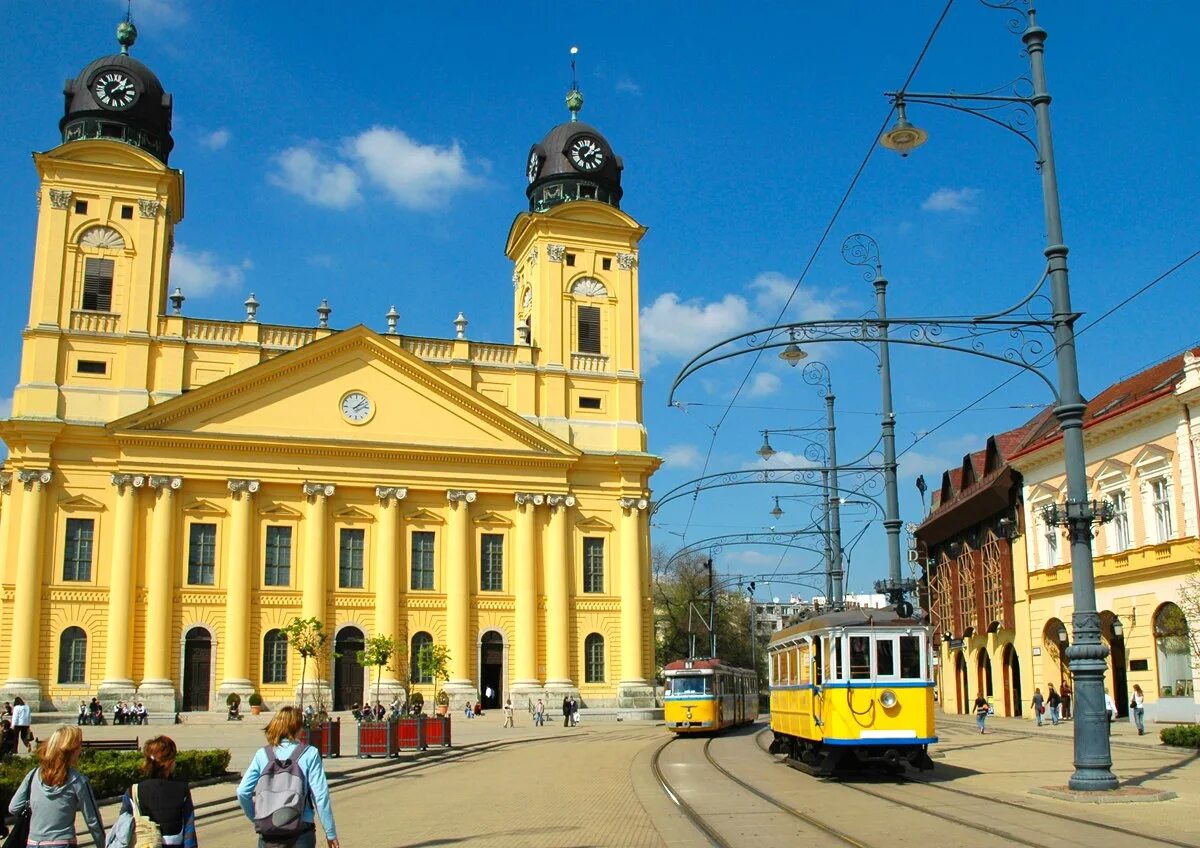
[1170,571,1200,667]
[282,616,327,716]
[416,642,452,705]
[357,634,401,708]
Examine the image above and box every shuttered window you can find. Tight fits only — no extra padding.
[577,305,601,353]
[82,258,114,311]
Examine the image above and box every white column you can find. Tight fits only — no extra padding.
[137,475,182,714]
[617,497,654,706]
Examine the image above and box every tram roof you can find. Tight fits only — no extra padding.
[662,658,744,674]
[768,607,924,647]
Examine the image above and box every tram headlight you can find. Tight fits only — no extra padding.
[880,689,898,709]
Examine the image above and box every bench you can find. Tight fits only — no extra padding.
[81,738,139,752]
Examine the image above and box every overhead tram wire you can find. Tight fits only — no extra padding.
[896,245,1200,459]
[674,0,958,544]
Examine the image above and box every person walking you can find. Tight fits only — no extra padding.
[1030,688,1045,727]
[1130,684,1146,735]
[1046,684,1062,726]
[107,735,198,848]
[570,696,580,727]
[8,726,106,848]
[236,706,339,848]
[562,695,571,728]
[11,697,33,753]
[502,699,514,728]
[1104,689,1117,736]
[973,694,989,734]
[534,699,545,727]
[1060,680,1072,720]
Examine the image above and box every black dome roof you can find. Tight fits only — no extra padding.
[59,24,174,164]
[526,95,623,212]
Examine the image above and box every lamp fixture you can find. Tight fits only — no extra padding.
[1057,626,1069,644]
[770,496,783,519]
[880,97,929,158]
[1111,616,1124,639]
[757,431,776,461]
[778,329,808,366]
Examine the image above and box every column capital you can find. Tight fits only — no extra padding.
[147,475,183,491]
[447,489,477,504]
[48,189,72,209]
[0,472,11,495]
[514,492,545,507]
[376,486,409,504]
[228,478,260,499]
[545,493,576,510]
[111,473,146,493]
[17,469,53,491]
[303,481,336,499]
[619,496,649,512]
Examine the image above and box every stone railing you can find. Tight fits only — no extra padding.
[403,337,455,360]
[571,352,611,373]
[470,343,518,365]
[70,310,120,334]
[262,325,316,349]
[183,319,242,344]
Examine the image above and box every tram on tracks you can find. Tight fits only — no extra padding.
[767,607,936,774]
[663,658,760,733]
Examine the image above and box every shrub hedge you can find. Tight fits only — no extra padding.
[0,748,231,800]
[1159,724,1200,748]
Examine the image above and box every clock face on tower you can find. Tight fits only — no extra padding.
[91,70,139,110]
[527,149,542,184]
[567,136,605,171]
[339,391,374,424]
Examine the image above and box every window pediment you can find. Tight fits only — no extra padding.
[406,508,444,525]
[1132,445,1173,476]
[182,499,227,517]
[259,503,303,519]
[473,511,512,527]
[570,277,608,298]
[58,494,105,511]
[78,226,126,250]
[334,505,375,522]
[576,516,613,531]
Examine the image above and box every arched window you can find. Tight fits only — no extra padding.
[263,629,288,684]
[58,627,87,684]
[1155,603,1194,698]
[411,632,433,684]
[584,633,605,683]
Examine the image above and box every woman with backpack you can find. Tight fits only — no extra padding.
[236,706,339,848]
[8,725,106,847]
[107,735,198,848]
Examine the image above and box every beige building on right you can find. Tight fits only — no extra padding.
[1009,350,1200,723]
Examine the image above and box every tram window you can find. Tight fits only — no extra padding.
[849,636,871,679]
[670,676,712,695]
[813,639,823,684]
[770,654,779,684]
[831,637,842,680]
[876,637,896,677]
[899,635,922,678]
[799,643,810,683]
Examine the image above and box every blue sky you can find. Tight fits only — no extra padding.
[3,1,1199,602]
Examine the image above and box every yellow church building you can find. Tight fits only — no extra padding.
[0,22,659,715]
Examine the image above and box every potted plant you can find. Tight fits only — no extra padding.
[416,643,452,717]
[226,692,242,720]
[355,634,401,757]
[284,616,341,757]
[357,634,400,709]
[248,692,264,715]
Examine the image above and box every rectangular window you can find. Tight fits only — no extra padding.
[74,200,88,214]
[63,517,94,581]
[1042,519,1059,567]
[565,253,576,266]
[82,257,115,311]
[480,533,504,592]
[848,635,871,680]
[577,305,601,354]
[583,537,604,593]
[899,635,922,679]
[876,637,896,677]
[1111,490,1131,551]
[187,523,216,585]
[339,528,365,588]
[264,526,292,587]
[121,205,134,219]
[602,257,612,271]
[76,360,107,375]
[1153,478,1174,542]
[263,634,288,684]
[578,396,601,410]
[411,531,435,590]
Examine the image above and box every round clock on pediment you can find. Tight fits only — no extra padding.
[339,390,374,425]
[90,68,140,110]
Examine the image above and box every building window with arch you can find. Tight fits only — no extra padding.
[411,531,435,590]
[411,632,433,683]
[263,629,288,684]
[576,305,601,354]
[584,633,605,683]
[1154,603,1194,698]
[583,537,604,593]
[187,523,217,585]
[82,257,114,312]
[63,517,94,581]
[58,626,87,684]
[480,533,504,592]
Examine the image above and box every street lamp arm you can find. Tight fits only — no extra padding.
[649,465,885,518]
[893,95,1039,156]
[667,535,829,572]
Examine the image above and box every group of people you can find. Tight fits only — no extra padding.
[4,706,341,848]
[562,695,581,727]
[350,700,403,722]
[81,699,148,726]
[1,698,35,755]
[1030,681,1072,726]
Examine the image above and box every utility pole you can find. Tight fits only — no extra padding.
[706,558,716,658]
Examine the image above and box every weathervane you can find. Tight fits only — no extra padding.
[567,46,583,121]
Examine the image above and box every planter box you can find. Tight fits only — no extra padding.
[357,720,398,758]
[423,715,452,748]
[393,717,424,750]
[300,719,341,758]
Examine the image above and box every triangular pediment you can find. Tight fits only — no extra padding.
[406,508,444,525]
[334,505,375,522]
[259,503,303,519]
[108,326,580,460]
[473,511,512,527]
[575,516,613,531]
[183,499,227,516]
[59,494,105,511]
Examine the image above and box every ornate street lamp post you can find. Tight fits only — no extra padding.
[879,1,1117,792]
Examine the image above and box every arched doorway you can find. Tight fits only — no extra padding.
[976,647,993,704]
[1101,611,1129,718]
[1042,618,1069,690]
[333,626,365,711]
[1155,602,1195,699]
[479,631,504,709]
[1003,643,1022,717]
[954,651,969,714]
[182,628,212,712]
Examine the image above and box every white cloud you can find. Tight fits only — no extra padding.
[662,443,703,469]
[615,78,643,95]
[896,433,983,483]
[750,272,843,322]
[640,292,751,366]
[347,127,477,210]
[921,187,980,213]
[269,146,362,209]
[746,372,782,398]
[199,128,231,150]
[114,0,187,26]
[170,245,252,297]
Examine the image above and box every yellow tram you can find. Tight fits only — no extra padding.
[663,659,760,733]
[767,608,936,773]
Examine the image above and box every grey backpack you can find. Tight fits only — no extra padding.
[251,744,309,840]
